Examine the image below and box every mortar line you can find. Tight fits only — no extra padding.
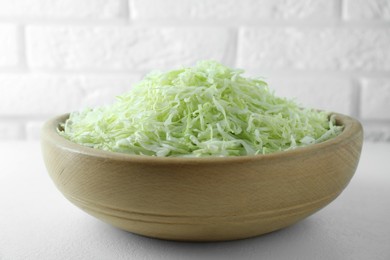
[351,77,362,119]
[0,18,130,26]
[225,27,239,67]
[234,28,242,68]
[1,19,387,29]
[16,24,29,72]
[362,119,390,125]
[339,0,346,21]
[123,0,131,22]
[1,69,389,78]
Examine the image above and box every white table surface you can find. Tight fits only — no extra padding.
[0,141,389,260]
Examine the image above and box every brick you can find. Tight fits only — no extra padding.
[0,25,19,67]
[238,28,390,71]
[0,0,127,19]
[345,0,390,20]
[361,78,390,120]
[26,26,232,71]
[0,122,24,140]
[0,74,144,116]
[0,74,83,115]
[131,0,337,21]
[265,76,353,115]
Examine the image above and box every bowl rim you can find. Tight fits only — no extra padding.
[41,112,363,164]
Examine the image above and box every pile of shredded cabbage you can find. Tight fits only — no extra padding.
[59,61,343,157]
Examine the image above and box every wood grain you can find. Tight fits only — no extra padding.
[41,113,363,241]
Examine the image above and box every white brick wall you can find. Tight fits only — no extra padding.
[0,0,389,141]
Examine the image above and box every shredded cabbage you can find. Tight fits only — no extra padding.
[59,61,343,157]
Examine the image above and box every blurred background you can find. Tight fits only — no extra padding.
[0,0,389,142]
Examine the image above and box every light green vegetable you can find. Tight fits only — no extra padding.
[59,60,343,157]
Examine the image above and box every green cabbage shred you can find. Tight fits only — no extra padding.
[59,61,343,157]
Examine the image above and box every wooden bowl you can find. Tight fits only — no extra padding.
[41,113,363,241]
